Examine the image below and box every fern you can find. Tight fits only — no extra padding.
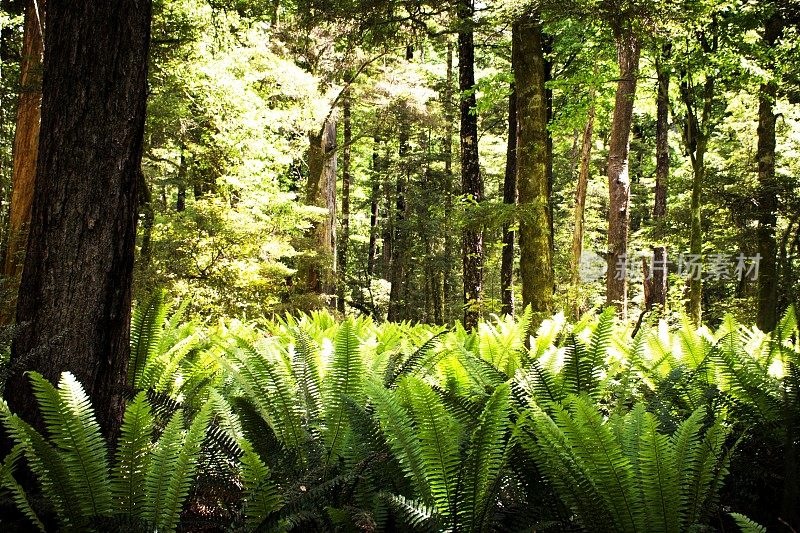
[29,372,112,518]
[129,290,170,389]
[323,318,364,467]
[111,391,154,518]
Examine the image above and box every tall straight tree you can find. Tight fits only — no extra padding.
[677,16,719,325]
[458,0,484,330]
[756,10,784,331]
[500,83,517,316]
[5,0,152,439]
[650,43,671,310]
[337,90,352,312]
[0,0,45,325]
[605,14,640,317]
[514,12,553,323]
[570,79,596,318]
[305,114,338,297]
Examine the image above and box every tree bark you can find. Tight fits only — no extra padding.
[304,114,338,297]
[605,25,640,318]
[367,136,381,277]
[650,44,671,311]
[1,0,45,325]
[458,0,483,330]
[570,92,595,319]
[500,84,517,317]
[756,14,782,332]
[6,0,152,441]
[337,92,352,313]
[388,102,410,322]
[514,14,553,325]
[442,39,455,323]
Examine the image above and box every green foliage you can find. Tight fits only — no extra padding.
[0,374,212,532]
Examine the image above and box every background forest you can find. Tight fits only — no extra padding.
[2,0,797,328]
[0,0,799,531]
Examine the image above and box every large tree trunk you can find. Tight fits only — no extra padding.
[570,94,595,319]
[605,26,640,317]
[337,93,352,313]
[650,44,671,311]
[500,84,517,317]
[1,0,45,325]
[304,114,338,297]
[756,14,782,332]
[458,0,483,330]
[6,0,152,441]
[514,13,553,325]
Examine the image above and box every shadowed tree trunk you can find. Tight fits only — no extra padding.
[304,114,338,297]
[500,83,517,316]
[756,13,783,332]
[337,91,352,313]
[5,0,152,441]
[514,13,553,325]
[388,102,410,322]
[570,86,595,319]
[1,0,45,325]
[442,39,455,323]
[367,135,381,277]
[605,23,640,318]
[458,0,483,330]
[650,44,671,311]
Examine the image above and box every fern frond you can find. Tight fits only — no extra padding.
[458,382,512,531]
[30,372,112,518]
[384,493,439,532]
[111,392,154,518]
[323,318,364,467]
[402,376,460,517]
[0,443,45,531]
[129,290,169,389]
[729,512,767,533]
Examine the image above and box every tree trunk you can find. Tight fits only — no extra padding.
[500,84,517,316]
[367,136,381,276]
[570,94,595,319]
[6,0,152,441]
[176,147,187,212]
[650,44,671,311]
[458,0,483,330]
[756,14,782,332]
[605,26,640,318]
[139,171,154,265]
[1,0,45,325]
[514,14,553,325]
[337,93,352,313]
[443,39,455,323]
[304,114,338,297]
[388,102,410,322]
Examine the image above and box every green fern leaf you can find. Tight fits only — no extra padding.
[111,392,154,518]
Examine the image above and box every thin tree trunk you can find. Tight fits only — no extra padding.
[458,0,483,330]
[500,84,517,316]
[605,25,640,318]
[650,44,671,311]
[570,93,595,318]
[514,13,553,325]
[756,14,782,332]
[337,92,351,313]
[388,102,410,322]
[304,114,338,297]
[367,136,381,276]
[139,171,154,264]
[1,0,45,325]
[6,0,152,441]
[176,147,187,212]
[443,39,455,323]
